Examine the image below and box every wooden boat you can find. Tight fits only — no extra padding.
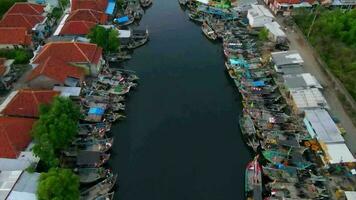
[188,12,204,23]
[80,174,117,200]
[114,16,134,27]
[245,156,262,200]
[201,22,217,40]
[178,0,188,5]
[127,37,149,49]
[140,0,152,8]
[75,167,112,184]
[239,113,259,152]
[95,192,115,200]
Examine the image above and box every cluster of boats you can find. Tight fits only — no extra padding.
[113,0,152,27]
[59,66,139,200]
[180,1,332,200]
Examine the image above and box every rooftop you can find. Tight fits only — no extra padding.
[271,50,304,67]
[290,88,329,110]
[264,21,286,37]
[248,4,274,18]
[0,27,32,46]
[4,2,44,16]
[0,171,22,200]
[59,20,96,35]
[71,0,108,12]
[283,73,322,90]
[66,9,107,24]
[0,14,45,31]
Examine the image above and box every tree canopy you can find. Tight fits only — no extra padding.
[258,28,269,41]
[37,168,80,200]
[294,8,356,100]
[88,25,120,53]
[32,97,81,168]
[0,0,26,18]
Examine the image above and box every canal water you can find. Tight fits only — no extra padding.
[109,0,251,199]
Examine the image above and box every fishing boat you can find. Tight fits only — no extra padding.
[245,156,262,200]
[178,0,188,6]
[127,37,149,49]
[113,16,134,27]
[201,22,217,40]
[239,113,260,152]
[80,174,117,200]
[95,192,115,200]
[140,0,152,8]
[75,167,112,184]
[188,12,204,23]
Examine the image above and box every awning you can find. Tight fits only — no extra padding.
[106,0,116,15]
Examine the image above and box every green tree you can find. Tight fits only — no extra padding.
[32,97,81,168]
[88,25,120,53]
[37,168,80,200]
[258,28,269,41]
[0,0,26,18]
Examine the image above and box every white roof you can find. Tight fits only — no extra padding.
[0,151,39,171]
[118,30,131,38]
[196,0,209,4]
[283,73,322,89]
[7,172,40,200]
[345,191,356,200]
[325,143,356,164]
[271,50,304,66]
[291,88,329,110]
[53,86,81,97]
[264,22,286,37]
[0,171,22,200]
[304,109,344,143]
[248,5,274,19]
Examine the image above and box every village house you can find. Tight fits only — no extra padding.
[247,4,274,28]
[59,20,97,36]
[66,9,108,24]
[70,0,109,12]
[264,21,287,44]
[27,56,85,89]
[31,42,104,76]
[271,50,304,73]
[264,0,317,16]
[0,27,32,49]
[0,89,59,118]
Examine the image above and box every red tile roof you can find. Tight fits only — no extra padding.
[0,27,32,46]
[71,0,108,12]
[27,57,85,83]
[0,58,6,76]
[1,90,59,118]
[5,2,44,16]
[0,117,35,158]
[0,14,45,31]
[59,20,96,35]
[66,9,107,24]
[32,42,102,65]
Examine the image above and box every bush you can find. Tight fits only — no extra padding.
[0,49,32,64]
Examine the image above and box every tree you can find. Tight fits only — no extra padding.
[32,97,81,168]
[37,168,80,200]
[88,25,120,53]
[258,28,269,41]
[0,0,26,18]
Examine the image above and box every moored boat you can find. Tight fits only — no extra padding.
[201,22,217,40]
[80,174,117,200]
[75,167,112,184]
[245,156,262,200]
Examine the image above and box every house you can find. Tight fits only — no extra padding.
[0,90,59,118]
[4,2,45,16]
[271,50,304,73]
[59,20,96,36]
[264,21,286,44]
[0,27,32,49]
[66,9,108,24]
[27,57,85,89]
[0,171,40,200]
[0,117,36,159]
[322,143,356,164]
[283,73,322,91]
[303,109,344,144]
[290,88,329,113]
[70,0,108,12]
[247,4,274,28]
[266,0,317,16]
[0,14,45,32]
[31,42,103,76]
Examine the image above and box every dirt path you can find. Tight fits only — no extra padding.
[275,17,356,154]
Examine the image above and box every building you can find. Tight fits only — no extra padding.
[66,9,108,24]
[59,20,96,36]
[303,109,344,144]
[265,0,317,16]
[70,0,108,12]
[323,143,356,164]
[0,151,39,171]
[0,117,35,159]
[31,42,103,76]
[0,90,59,118]
[0,171,39,200]
[264,21,286,44]
[27,57,85,89]
[0,27,32,49]
[4,3,45,16]
[271,50,304,73]
[283,73,322,90]
[247,4,274,28]
[290,88,329,112]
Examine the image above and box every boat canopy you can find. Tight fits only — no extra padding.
[88,107,105,115]
[252,81,265,87]
[114,16,129,24]
[106,0,116,15]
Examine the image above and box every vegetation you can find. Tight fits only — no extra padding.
[32,97,81,168]
[37,168,80,200]
[60,0,70,8]
[258,28,269,41]
[50,7,63,20]
[116,0,124,10]
[294,8,356,100]
[88,25,120,53]
[0,49,33,64]
[0,0,26,18]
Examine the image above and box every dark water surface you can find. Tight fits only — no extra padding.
[109,1,251,199]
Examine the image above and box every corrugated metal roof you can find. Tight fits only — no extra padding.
[325,143,355,164]
[283,73,322,90]
[271,50,304,67]
[304,109,344,143]
[291,88,328,110]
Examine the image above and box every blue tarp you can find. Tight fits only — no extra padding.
[105,0,116,15]
[114,16,129,24]
[88,107,105,115]
[252,81,265,87]
[229,58,248,66]
[36,0,45,3]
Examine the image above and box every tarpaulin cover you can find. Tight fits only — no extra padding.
[106,0,116,15]
[115,16,129,24]
[252,81,265,87]
[88,107,105,115]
